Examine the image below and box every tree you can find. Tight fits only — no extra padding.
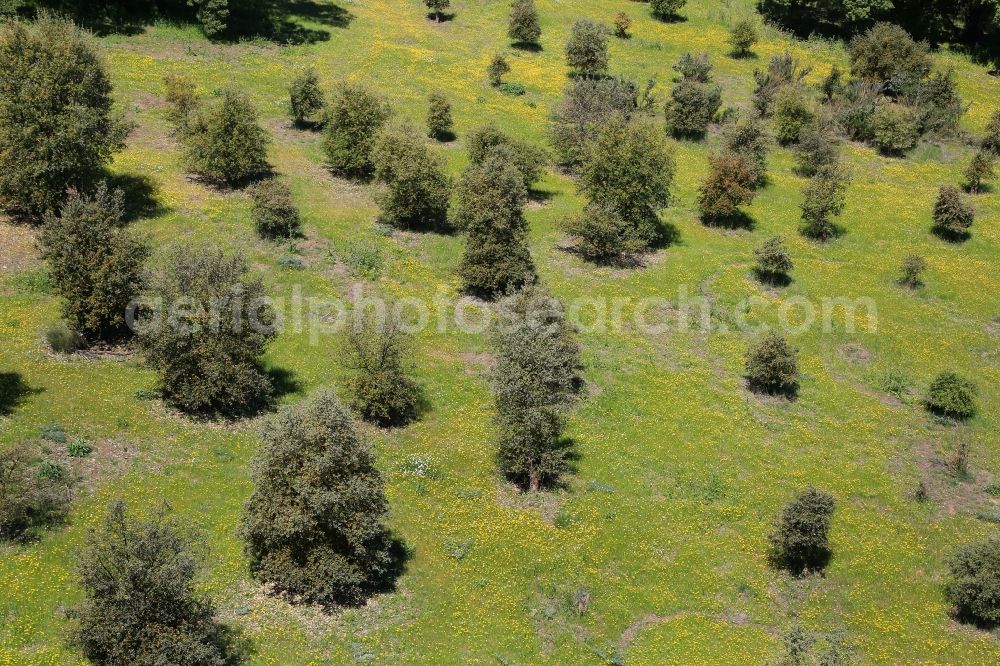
[752,52,811,117]
[69,501,242,665]
[0,444,71,542]
[613,12,631,39]
[722,112,770,187]
[38,184,149,343]
[924,371,977,419]
[344,313,422,427]
[697,151,757,225]
[550,76,638,169]
[425,0,450,22]
[164,73,199,133]
[651,0,686,21]
[487,52,511,87]
[746,332,799,394]
[769,487,835,574]
[0,15,129,217]
[565,20,608,77]
[371,123,451,231]
[137,245,276,415]
[773,85,814,145]
[240,389,394,607]
[323,83,392,179]
[578,115,675,247]
[456,151,535,298]
[250,178,301,239]
[673,52,713,83]
[964,149,995,194]
[899,254,926,288]
[945,539,1000,625]
[665,78,722,138]
[185,88,270,186]
[754,236,793,282]
[871,103,919,155]
[508,0,540,46]
[563,204,646,263]
[794,113,840,176]
[426,91,454,140]
[728,18,759,57]
[909,69,966,138]
[289,67,324,127]
[932,185,974,239]
[983,109,1000,154]
[800,165,849,240]
[466,124,547,190]
[490,286,581,491]
[849,22,930,96]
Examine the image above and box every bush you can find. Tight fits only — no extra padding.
[0,15,129,217]
[728,18,758,57]
[240,389,394,607]
[163,73,199,132]
[932,185,974,238]
[909,69,966,137]
[983,109,1000,154]
[499,82,526,96]
[754,236,793,281]
[137,245,276,415]
[456,151,535,298]
[871,103,919,155]
[508,0,540,45]
[746,331,799,394]
[563,204,646,263]
[550,77,638,169]
[425,0,450,21]
[899,254,926,288]
[773,85,814,145]
[722,113,770,187]
[613,12,631,39]
[467,124,547,190]
[945,539,1000,625]
[752,52,810,117]
[651,0,686,21]
[426,91,453,140]
[185,88,270,185]
[46,322,85,354]
[289,67,324,126]
[39,184,149,342]
[964,149,995,194]
[924,371,977,419]
[672,52,712,83]
[344,314,422,427]
[250,179,301,239]
[697,151,757,225]
[565,19,608,77]
[836,80,881,142]
[323,83,392,179]
[70,501,242,665]
[372,124,451,231]
[665,79,722,139]
[490,286,581,491]
[800,165,849,240]
[794,113,840,176]
[849,22,930,96]
[0,444,72,541]
[769,488,835,574]
[487,52,511,87]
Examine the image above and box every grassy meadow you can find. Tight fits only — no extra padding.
[1,0,999,663]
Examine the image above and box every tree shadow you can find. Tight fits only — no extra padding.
[105,172,167,223]
[266,366,303,404]
[368,533,413,598]
[426,12,456,23]
[767,547,832,577]
[511,41,542,53]
[0,372,41,416]
[747,377,799,401]
[754,270,792,287]
[430,129,456,143]
[281,0,354,28]
[931,226,971,243]
[527,188,556,204]
[702,211,755,231]
[654,13,688,24]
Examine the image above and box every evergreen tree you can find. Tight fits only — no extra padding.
[746,331,800,395]
[773,85,814,145]
[371,123,451,231]
[487,52,511,87]
[964,149,995,194]
[508,0,541,46]
[650,0,686,21]
[250,178,301,239]
[945,539,1000,625]
[932,184,974,239]
[344,313,423,427]
[240,389,394,607]
[185,88,270,185]
[289,67,324,127]
[163,73,199,133]
[848,22,930,96]
[38,184,149,343]
[800,165,849,240]
[323,83,392,179]
[697,151,757,225]
[794,112,840,176]
[769,487,836,574]
[490,286,581,491]
[752,52,810,117]
[0,443,72,542]
[466,124,547,190]
[426,91,454,140]
[549,76,639,170]
[983,109,1000,154]
[665,78,722,139]
[425,0,450,22]
[925,371,977,419]
[728,18,759,57]
[754,236,793,283]
[722,112,770,187]
[673,52,713,83]
[565,20,608,77]
[0,15,129,217]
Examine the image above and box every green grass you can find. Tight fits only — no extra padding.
[2,1,1000,663]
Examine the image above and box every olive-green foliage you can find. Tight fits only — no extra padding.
[0,15,129,217]
[456,150,535,298]
[46,322,85,354]
[490,285,581,491]
[835,79,881,142]
[578,115,675,245]
[651,0,686,21]
[508,0,540,45]
[754,236,793,279]
[549,77,638,169]
[800,165,849,240]
[849,22,930,96]
[697,151,757,225]
[908,69,966,137]
[38,184,149,342]
[745,331,799,394]
[821,64,845,102]
[565,19,608,76]
[425,0,450,21]
[163,73,199,132]
[899,254,926,288]
[322,83,392,179]
[466,124,546,189]
[487,52,511,86]
[289,67,324,126]
[932,185,974,238]
[426,91,453,140]
[563,204,646,262]
[794,113,840,176]
[665,78,722,138]
[945,539,1000,625]
[184,88,270,185]
[983,109,1000,154]
[250,178,301,239]
[69,501,242,666]
[613,12,631,39]
[924,371,977,418]
[371,123,451,231]
[963,149,995,194]
[773,85,814,145]
[191,0,230,37]
[344,314,422,427]
[240,389,394,607]
[752,52,811,116]
[871,103,919,155]
[138,245,275,415]
[722,112,770,187]
[672,52,712,82]
[728,18,758,57]
[769,487,835,574]
[0,443,71,542]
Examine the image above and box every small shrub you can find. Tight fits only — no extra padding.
[46,322,85,354]
[773,85,814,145]
[964,149,995,194]
[426,91,453,140]
[466,124,547,190]
[983,109,1000,154]
[565,20,608,77]
[250,179,301,239]
[508,0,541,46]
[899,254,926,288]
[697,151,757,225]
[728,18,758,57]
[0,444,72,541]
[372,123,451,231]
[769,487,835,574]
[425,0,450,22]
[837,80,881,142]
[945,539,1000,626]
[67,438,93,458]
[722,113,770,186]
[932,185,974,238]
[925,371,977,419]
[672,52,712,83]
[289,67,324,126]
[563,204,646,263]
[752,52,811,117]
[821,64,845,102]
[36,460,67,482]
[184,88,270,185]
[276,254,305,270]
[39,423,67,443]
[487,53,511,87]
[848,22,930,96]
[499,82,526,96]
[800,165,849,241]
[909,69,966,137]
[794,113,839,176]
[754,236,793,281]
[746,332,799,395]
[651,0,686,21]
[665,79,722,139]
[163,73,199,131]
[323,83,392,179]
[871,103,920,155]
[613,12,631,39]
[344,314,423,427]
